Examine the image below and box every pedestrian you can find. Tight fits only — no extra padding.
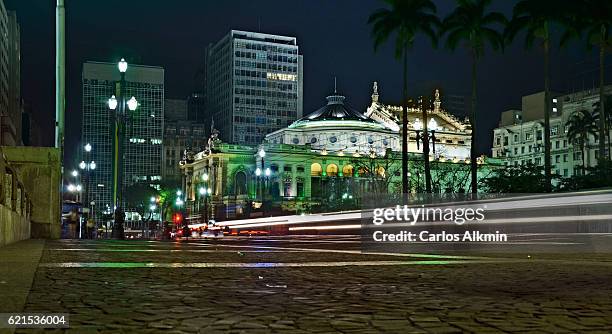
[86,218,95,239]
[68,209,78,239]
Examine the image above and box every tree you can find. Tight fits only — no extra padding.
[125,183,159,219]
[350,149,402,195]
[593,95,612,160]
[368,0,441,195]
[579,0,612,163]
[566,109,599,172]
[560,159,612,190]
[441,0,506,195]
[157,179,182,222]
[505,0,573,192]
[482,162,557,193]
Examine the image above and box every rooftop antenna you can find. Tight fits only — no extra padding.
[334,76,337,94]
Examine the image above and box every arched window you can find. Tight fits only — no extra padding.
[235,171,247,195]
[326,164,338,177]
[342,165,354,177]
[311,163,322,176]
[358,167,368,177]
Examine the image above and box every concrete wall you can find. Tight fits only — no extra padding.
[1,148,32,246]
[1,146,61,240]
[0,205,29,246]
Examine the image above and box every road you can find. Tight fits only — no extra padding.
[5,235,612,333]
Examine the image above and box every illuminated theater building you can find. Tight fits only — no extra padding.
[179,82,499,220]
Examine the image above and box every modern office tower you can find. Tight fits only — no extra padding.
[206,30,303,146]
[165,98,188,120]
[0,3,22,146]
[443,94,468,118]
[82,61,164,213]
[21,102,43,147]
[187,92,206,124]
[7,10,19,143]
[162,98,206,184]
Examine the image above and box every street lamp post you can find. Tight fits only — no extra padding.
[200,171,210,224]
[80,143,96,239]
[108,58,138,240]
[175,190,187,238]
[258,148,268,216]
[67,183,82,202]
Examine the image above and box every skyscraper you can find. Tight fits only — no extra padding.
[162,98,206,184]
[206,30,303,146]
[82,61,164,212]
[7,10,20,143]
[0,3,22,146]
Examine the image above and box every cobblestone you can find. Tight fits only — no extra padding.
[6,238,612,333]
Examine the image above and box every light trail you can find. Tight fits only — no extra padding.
[218,191,612,232]
[40,259,503,268]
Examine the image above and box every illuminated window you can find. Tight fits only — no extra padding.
[326,164,339,177]
[342,165,354,177]
[311,163,322,177]
[266,72,297,81]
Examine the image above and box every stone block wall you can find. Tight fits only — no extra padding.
[0,146,60,245]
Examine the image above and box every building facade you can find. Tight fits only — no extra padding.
[187,92,206,124]
[492,87,612,177]
[206,30,303,146]
[162,98,207,184]
[82,61,164,213]
[0,4,21,146]
[180,85,497,221]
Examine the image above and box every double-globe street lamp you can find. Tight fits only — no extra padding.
[255,148,271,216]
[175,190,189,238]
[79,143,96,238]
[107,58,138,239]
[67,183,82,202]
[198,173,212,225]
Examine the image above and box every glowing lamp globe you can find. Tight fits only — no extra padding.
[127,96,138,111]
[118,58,128,73]
[108,95,118,110]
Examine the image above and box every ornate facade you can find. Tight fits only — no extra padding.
[179,83,498,221]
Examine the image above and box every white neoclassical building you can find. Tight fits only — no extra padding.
[266,82,473,161]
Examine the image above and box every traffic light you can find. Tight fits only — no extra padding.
[173,213,183,224]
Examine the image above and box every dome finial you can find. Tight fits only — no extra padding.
[372,81,379,103]
[334,76,337,94]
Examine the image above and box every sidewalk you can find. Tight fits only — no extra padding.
[0,239,45,333]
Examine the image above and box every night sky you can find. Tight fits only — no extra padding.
[5,0,606,168]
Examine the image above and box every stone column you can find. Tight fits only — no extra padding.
[291,169,297,197]
[0,152,4,205]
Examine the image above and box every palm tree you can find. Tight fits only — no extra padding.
[505,0,573,192]
[593,95,612,159]
[442,0,506,195]
[580,0,612,162]
[368,0,440,194]
[566,109,599,172]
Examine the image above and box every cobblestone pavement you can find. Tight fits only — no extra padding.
[12,236,612,333]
